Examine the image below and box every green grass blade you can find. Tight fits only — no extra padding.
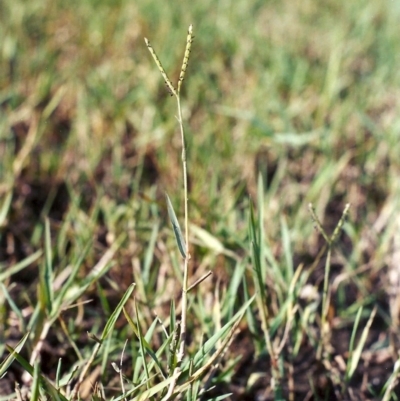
[101,283,135,340]
[41,218,54,315]
[166,193,186,258]
[143,221,159,284]
[257,173,267,284]
[51,240,92,314]
[248,201,265,300]
[5,345,68,401]
[124,307,168,379]
[30,361,40,401]
[55,234,125,316]
[134,301,150,384]
[129,376,176,401]
[56,358,62,389]
[243,279,257,336]
[0,332,29,378]
[224,260,246,319]
[382,357,400,401]
[280,215,293,283]
[0,283,25,335]
[208,394,233,401]
[346,306,377,382]
[0,250,42,283]
[193,295,255,368]
[345,306,363,383]
[168,300,178,372]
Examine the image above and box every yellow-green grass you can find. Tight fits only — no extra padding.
[1,0,400,400]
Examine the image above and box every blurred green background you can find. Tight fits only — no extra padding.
[1,0,399,222]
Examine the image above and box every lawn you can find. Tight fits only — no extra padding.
[1,0,400,400]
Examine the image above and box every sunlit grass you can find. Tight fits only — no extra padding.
[1,0,400,399]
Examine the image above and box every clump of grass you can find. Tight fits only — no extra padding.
[145,26,194,372]
[1,1,400,400]
[145,25,194,397]
[1,26,253,401]
[308,202,350,362]
[142,25,253,400]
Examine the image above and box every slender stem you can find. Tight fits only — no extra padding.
[177,96,190,257]
[317,245,332,361]
[176,95,190,364]
[314,203,349,361]
[164,92,190,401]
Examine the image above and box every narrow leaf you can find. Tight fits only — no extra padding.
[165,193,186,258]
[5,345,68,401]
[346,306,377,381]
[101,283,135,340]
[134,300,150,383]
[123,308,167,377]
[51,240,92,314]
[193,295,255,368]
[0,332,29,378]
[0,250,42,282]
[30,361,40,401]
[129,376,176,401]
[41,218,54,315]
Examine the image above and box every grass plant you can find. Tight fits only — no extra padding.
[143,24,250,400]
[1,0,400,400]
